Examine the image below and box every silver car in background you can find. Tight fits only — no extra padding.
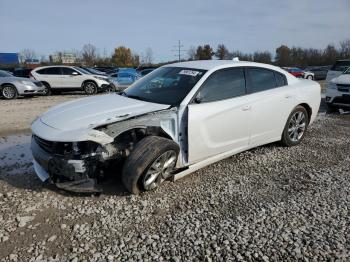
[0,70,45,99]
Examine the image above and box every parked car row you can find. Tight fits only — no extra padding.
[282,67,315,80]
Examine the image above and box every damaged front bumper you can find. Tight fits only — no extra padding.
[31,136,103,193]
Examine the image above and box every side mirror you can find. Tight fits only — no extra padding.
[72,72,79,76]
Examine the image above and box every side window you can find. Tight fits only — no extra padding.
[45,67,61,75]
[62,67,78,75]
[331,61,350,72]
[36,68,47,74]
[197,68,246,103]
[274,72,287,87]
[248,68,277,93]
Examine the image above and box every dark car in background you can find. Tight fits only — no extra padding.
[304,66,329,80]
[13,68,32,78]
[139,68,154,77]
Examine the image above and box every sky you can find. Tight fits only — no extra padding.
[0,0,349,62]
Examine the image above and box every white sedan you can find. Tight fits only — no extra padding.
[31,60,321,194]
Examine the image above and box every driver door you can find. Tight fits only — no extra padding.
[187,67,252,164]
[60,67,82,88]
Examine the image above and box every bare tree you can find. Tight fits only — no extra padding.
[339,39,350,59]
[81,44,98,66]
[19,49,37,63]
[143,47,153,65]
[215,44,229,60]
[187,46,196,60]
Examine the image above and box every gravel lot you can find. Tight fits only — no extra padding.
[0,94,86,136]
[0,91,350,261]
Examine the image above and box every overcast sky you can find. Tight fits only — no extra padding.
[0,0,349,62]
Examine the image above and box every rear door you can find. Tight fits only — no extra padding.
[42,67,63,88]
[187,67,252,164]
[246,68,295,146]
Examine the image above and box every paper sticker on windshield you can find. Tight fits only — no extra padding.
[179,70,201,76]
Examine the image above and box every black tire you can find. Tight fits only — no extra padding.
[42,82,52,96]
[281,105,309,147]
[1,84,18,99]
[326,103,338,113]
[306,75,313,80]
[83,81,98,95]
[122,136,179,194]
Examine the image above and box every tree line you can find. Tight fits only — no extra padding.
[189,39,350,67]
[17,39,350,68]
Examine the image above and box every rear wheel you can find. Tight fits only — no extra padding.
[281,106,309,147]
[83,81,98,95]
[306,75,313,80]
[122,136,179,194]
[1,84,18,99]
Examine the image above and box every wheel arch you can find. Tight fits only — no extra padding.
[82,79,98,88]
[297,103,312,123]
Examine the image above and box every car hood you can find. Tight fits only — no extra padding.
[330,74,350,84]
[40,94,170,131]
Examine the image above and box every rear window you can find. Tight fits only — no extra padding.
[331,61,350,72]
[248,68,277,93]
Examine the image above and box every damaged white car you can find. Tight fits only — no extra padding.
[31,60,321,194]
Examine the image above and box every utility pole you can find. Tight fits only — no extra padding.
[171,40,187,61]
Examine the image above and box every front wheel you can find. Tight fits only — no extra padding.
[281,106,309,147]
[1,84,18,99]
[83,81,98,95]
[122,136,179,194]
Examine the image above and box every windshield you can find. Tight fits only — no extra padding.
[343,67,350,74]
[123,67,206,105]
[74,67,91,75]
[0,70,13,77]
[87,68,105,75]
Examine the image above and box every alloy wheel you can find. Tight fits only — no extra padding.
[288,111,306,142]
[2,86,16,99]
[85,83,96,94]
[142,150,177,191]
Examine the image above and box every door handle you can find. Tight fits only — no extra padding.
[241,105,251,111]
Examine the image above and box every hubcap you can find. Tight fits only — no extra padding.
[85,83,96,94]
[3,86,15,98]
[142,150,177,191]
[288,111,306,142]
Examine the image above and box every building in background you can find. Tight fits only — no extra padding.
[0,53,19,68]
[50,53,77,64]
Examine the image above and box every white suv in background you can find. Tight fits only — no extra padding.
[325,67,350,112]
[31,66,112,95]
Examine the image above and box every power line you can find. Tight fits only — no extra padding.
[171,40,187,61]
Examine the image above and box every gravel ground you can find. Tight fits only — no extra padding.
[0,94,86,136]
[0,112,350,261]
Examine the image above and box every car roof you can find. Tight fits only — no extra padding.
[163,60,284,71]
[163,60,299,84]
[33,65,76,70]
